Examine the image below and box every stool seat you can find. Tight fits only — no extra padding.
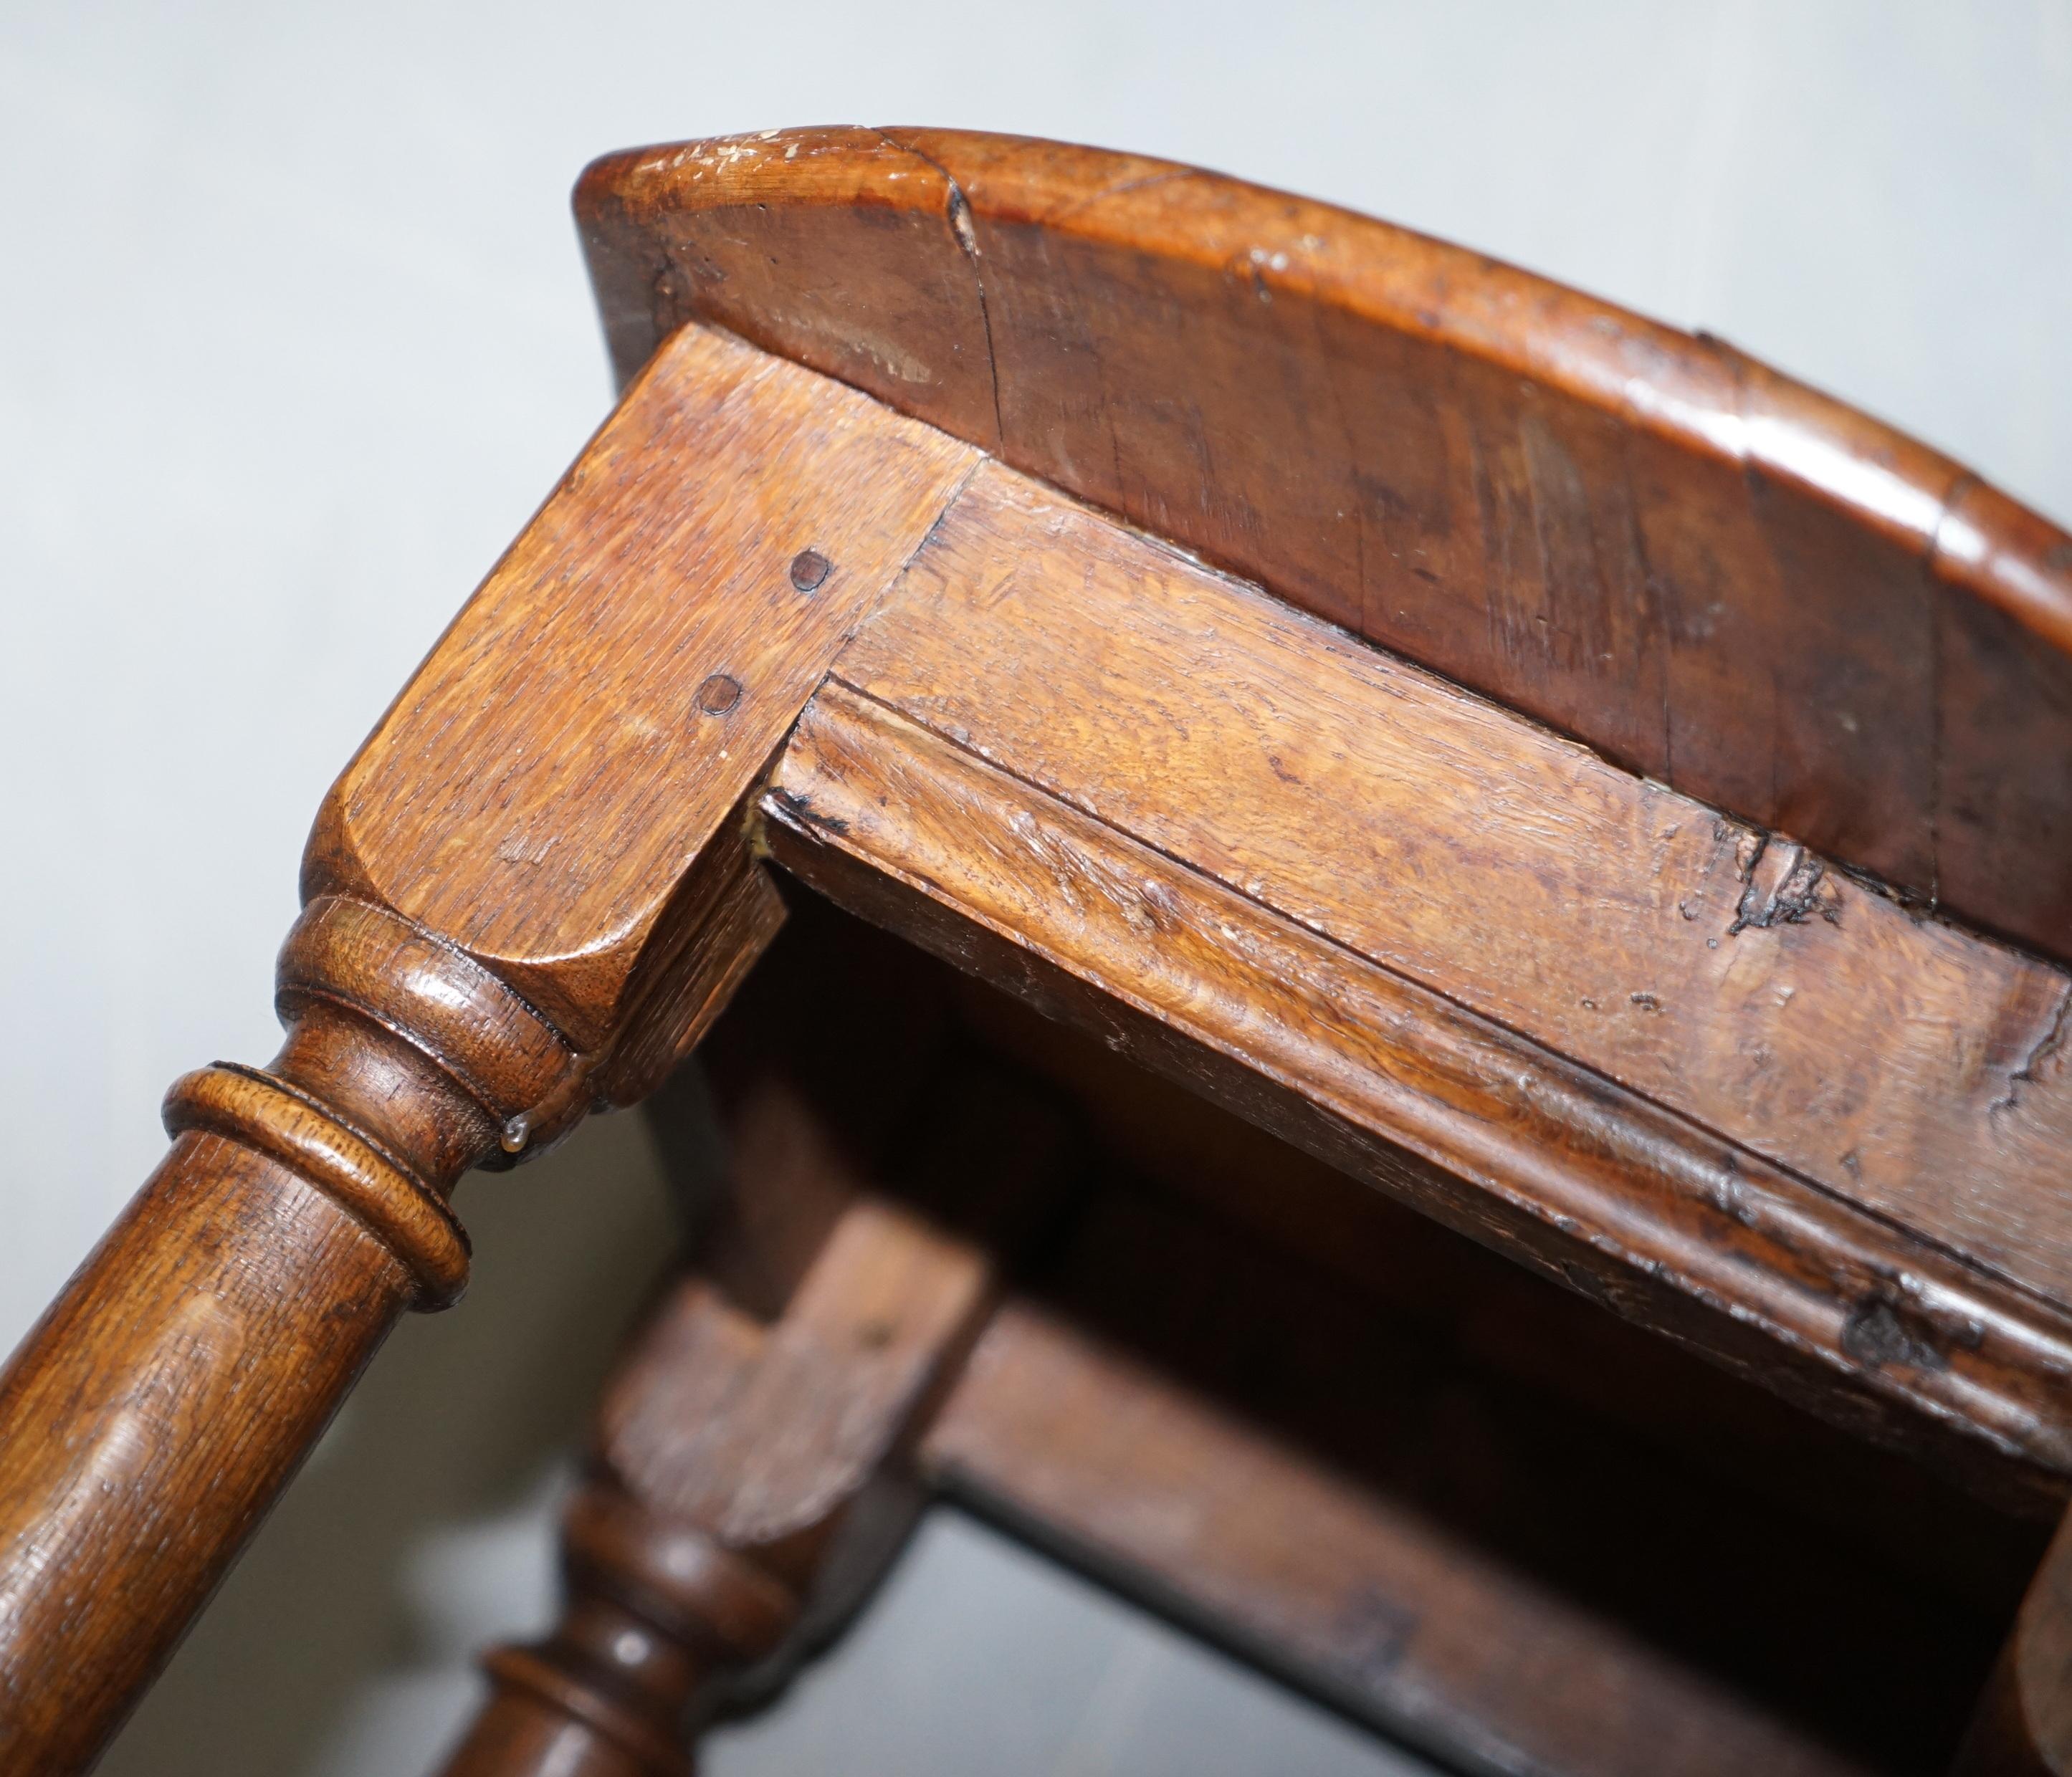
[1,128,2068,1777]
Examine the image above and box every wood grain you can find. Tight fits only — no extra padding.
[307,321,978,1052]
[826,461,2072,1317]
[436,1070,1070,1776]
[0,323,975,1776]
[9,118,2067,1761]
[928,1301,1874,1777]
[578,126,2072,962]
[760,678,2072,1506]
[0,1144,406,1775]
[950,974,2052,1619]
[439,886,2041,1774]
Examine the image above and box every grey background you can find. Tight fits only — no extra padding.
[3,3,2068,1771]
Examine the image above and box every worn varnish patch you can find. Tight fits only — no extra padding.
[833,461,2072,1312]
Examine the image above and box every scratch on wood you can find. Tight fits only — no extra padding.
[1728,834,1841,935]
[763,785,849,838]
[1990,984,2072,1124]
[879,132,1006,454]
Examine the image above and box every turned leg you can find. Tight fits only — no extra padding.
[442,1478,798,1777]
[434,1070,1069,1774]
[0,322,976,1776]
[0,900,546,1767]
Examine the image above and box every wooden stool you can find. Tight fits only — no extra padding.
[1,128,2068,1776]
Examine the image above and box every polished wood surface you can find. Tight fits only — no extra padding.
[834,462,2072,1310]
[305,323,974,1056]
[579,126,2072,965]
[760,457,2072,1508]
[0,1141,405,1770]
[0,322,973,1776]
[6,126,2071,1769]
[439,900,2048,1776]
[932,1301,1870,1777]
